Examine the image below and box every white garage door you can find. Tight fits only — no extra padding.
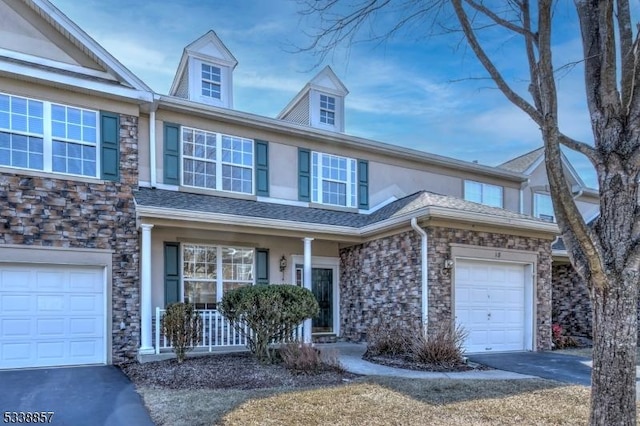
[455,260,528,353]
[0,264,105,369]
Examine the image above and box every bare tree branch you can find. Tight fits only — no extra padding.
[616,0,635,113]
[557,133,598,163]
[463,0,535,38]
[451,0,542,125]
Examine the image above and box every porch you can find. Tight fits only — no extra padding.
[152,308,305,355]
[136,220,351,357]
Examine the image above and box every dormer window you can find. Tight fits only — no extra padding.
[320,95,335,125]
[201,64,221,100]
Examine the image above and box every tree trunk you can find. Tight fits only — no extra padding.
[589,272,638,425]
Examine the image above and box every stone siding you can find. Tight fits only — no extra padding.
[552,263,592,338]
[339,226,553,350]
[0,114,140,363]
[339,231,422,341]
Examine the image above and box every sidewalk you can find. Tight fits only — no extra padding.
[321,342,536,380]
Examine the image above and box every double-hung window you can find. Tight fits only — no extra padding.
[534,192,555,222]
[464,180,503,208]
[0,93,99,178]
[182,126,254,194]
[182,243,254,309]
[201,63,221,100]
[312,152,357,207]
[319,94,335,125]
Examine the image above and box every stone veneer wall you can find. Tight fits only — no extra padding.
[552,263,592,338]
[428,227,553,351]
[0,114,140,364]
[339,226,553,350]
[339,231,422,341]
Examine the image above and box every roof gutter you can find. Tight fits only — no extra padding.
[411,218,429,328]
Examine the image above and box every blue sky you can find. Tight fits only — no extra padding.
[50,0,600,187]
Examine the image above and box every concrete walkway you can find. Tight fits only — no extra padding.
[322,342,536,380]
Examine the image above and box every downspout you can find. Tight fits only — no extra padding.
[411,217,428,327]
[149,109,157,187]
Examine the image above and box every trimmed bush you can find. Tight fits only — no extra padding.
[161,302,203,363]
[365,319,416,357]
[219,284,319,363]
[411,324,468,367]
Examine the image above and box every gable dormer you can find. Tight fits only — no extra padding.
[278,66,348,132]
[169,31,237,108]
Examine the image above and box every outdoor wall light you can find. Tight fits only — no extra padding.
[279,255,287,280]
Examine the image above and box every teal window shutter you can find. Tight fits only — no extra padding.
[164,242,180,306]
[256,248,269,285]
[100,112,119,181]
[358,159,369,209]
[298,148,311,201]
[255,139,269,196]
[164,123,180,185]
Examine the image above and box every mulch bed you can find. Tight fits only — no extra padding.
[362,351,488,372]
[120,352,357,390]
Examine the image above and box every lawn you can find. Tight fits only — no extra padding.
[136,376,631,426]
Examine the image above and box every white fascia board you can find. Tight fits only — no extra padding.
[552,249,569,258]
[0,48,116,81]
[169,52,188,95]
[524,154,545,175]
[159,96,527,182]
[0,61,153,103]
[30,0,152,92]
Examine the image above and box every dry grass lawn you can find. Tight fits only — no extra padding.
[138,376,640,426]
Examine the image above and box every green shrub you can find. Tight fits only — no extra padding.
[219,284,319,363]
[411,323,468,367]
[161,302,203,363]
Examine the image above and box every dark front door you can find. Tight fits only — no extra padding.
[312,268,333,333]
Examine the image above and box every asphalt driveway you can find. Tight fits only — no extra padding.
[0,365,154,426]
[468,351,593,385]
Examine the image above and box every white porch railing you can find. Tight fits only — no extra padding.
[154,308,304,354]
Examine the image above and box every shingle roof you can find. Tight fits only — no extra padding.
[498,147,544,173]
[134,187,543,228]
[551,216,599,252]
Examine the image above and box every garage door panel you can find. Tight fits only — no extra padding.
[69,295,102,313]
[69,272,102,292]
[1,294,30,312]
[35,271,66,291]
[37,318,65,336]
[37,294,65,312]
[455,259,528,353]
[0,264,105,369]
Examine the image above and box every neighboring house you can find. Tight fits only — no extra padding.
[498,148,601,339]
[0,0,152,369]
[1,0,563,370]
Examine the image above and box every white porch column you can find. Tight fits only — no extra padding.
[303,237,314,344]
[139,224,154,354]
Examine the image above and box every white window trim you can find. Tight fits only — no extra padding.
[319,94,336,126]
[189,58,230,107]
[533,192,555,222]
[0,92,101,179]
[200,63,222,100]
[181,126,255,195]
[182,243,256,308]
[312,151,357,208]
[464,180,504,208]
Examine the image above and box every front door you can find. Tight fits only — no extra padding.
[312,268,333,333]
